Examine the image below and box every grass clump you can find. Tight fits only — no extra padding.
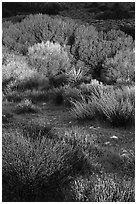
[14,99,38,114]
[70,174,134,202]
[2,128,90,202]
[72,81,135,126]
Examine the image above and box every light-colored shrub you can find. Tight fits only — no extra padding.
[28,41,72,77]
[2,55,37,83]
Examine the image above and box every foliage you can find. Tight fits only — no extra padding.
[28,41,72,77]
[72,81,135,126]
[2,14,77,54]
[2,13,134,83]
[66,61,89,85]
[2,54,37,92]
[2,127,89,202]
[101,48,135,84]
[70,174,134,202]
[71,27,134,79]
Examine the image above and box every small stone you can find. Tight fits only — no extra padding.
[110,136,118,139]
[104,141,110,145]
[89,126,94,129]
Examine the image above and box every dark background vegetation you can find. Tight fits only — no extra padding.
[2,2,135,18]
[2,2,135,38]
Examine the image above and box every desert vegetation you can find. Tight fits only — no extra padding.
[2,2,135,202]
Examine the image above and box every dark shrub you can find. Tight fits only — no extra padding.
[2,14,77,54]
[2,128,90,201]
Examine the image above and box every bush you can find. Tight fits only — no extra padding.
[2,51,50,94]
[28,41,72,77]
[71,27,134,79]
[2,128,90,201]
[2,54,37,88]
[101,48,135,84]
[2,14,77,54]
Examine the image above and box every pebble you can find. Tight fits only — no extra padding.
[110,135,118,139]
[104,141,111,145]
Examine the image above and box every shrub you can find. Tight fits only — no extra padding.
[101,48,135,84]
[2,52,50,94]
[2,47,19,65]
[28,41,72,77]
[66,61,89,85]
[2,14,77,54]
[2,54,37,88]
[71,27,134,79]
[14,99,38,114]
[2,128,90,201]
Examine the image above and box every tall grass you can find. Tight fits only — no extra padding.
[70,174,135,202]
[72,81,135,126]
[3,123,134,201]
[2,128,89,202]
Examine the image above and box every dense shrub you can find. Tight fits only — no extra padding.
[28,41,72,77]
[2,20,13,29]
[101,48,135,84]
[2,14,77,54]
[3,13,134,83]
[2,54,37,91]
[71,27,134,79]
